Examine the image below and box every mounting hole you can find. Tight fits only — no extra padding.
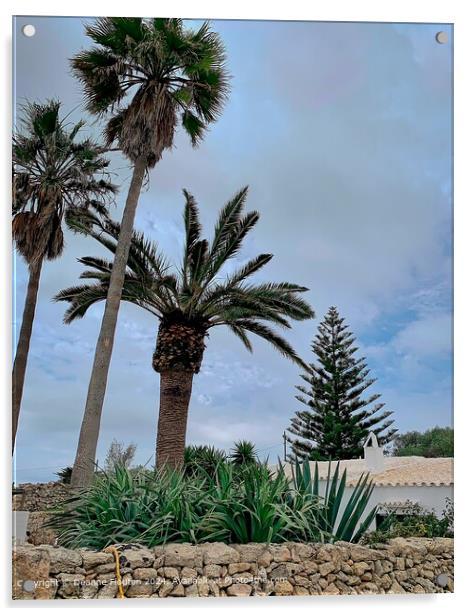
[435,31,448,44]
[22,24,36,38]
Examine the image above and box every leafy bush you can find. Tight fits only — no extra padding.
[183,445,227,477]
[391,426,453,458]
[48,460,377,549]
[361,498,454,545]
[55,466,73,484]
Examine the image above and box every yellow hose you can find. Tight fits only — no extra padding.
[104,546,125,599]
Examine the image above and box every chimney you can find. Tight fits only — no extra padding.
[363,432,384,473]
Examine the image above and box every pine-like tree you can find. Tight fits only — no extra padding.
[287,306,397,460]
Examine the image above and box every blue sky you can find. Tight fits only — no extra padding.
[12,17,452,482]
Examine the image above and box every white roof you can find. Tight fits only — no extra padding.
[279,456,453,487]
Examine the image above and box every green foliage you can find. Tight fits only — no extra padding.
[361,499,454,546]
[391,426,453,458]
[71,18,230,166]
[55,466,73,484]
[55,189,314,370]
[287,306,397,460]
[13,100,115,264]
[48,459,377,549]
[184,445,226,477]
[289,459,378,543]
[230,440,258,465]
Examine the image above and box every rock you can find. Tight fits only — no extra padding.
[170,583,185,597]
[180,567,198,585]
[133,567,158,581]
[163,566,180,580]
[319,561,336,577]
[80,550,114,570]
[324,582,340,595]
[120,547,155,569]
[294,585,310,595]
[227,583,252,596]
[197,579,210,597]
[349,545,385,562]
[352,561,371,576]
[203,564,222,578]
[228,562,252,575]
[234,543,266,562]
[12,546,56,600]
[202,543,239,565]
[271,545,291,562]
[158,580,175,597]
[163,543,201,568]
[56,573,85,598]
[41,545,82,574]
[94,563,116,574]
[97,582,118,599]
[126,581,155,598]
[185,583,199,597]
[26,512,57,546]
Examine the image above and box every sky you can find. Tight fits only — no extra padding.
[12,17,452,482]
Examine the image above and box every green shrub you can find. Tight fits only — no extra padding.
[48,460,377,549]
[183,445,227,477]
[361,499,454,545]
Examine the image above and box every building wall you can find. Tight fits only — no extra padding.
[317,481,453,530]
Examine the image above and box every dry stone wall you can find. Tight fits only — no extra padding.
[12,538,453,599]
[13,482,70,512]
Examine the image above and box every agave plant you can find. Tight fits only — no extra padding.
[48,460,376,549]
[12,100,115,452]
[56,187,314,468]
[289,459,377,543]
[69,17,230,487]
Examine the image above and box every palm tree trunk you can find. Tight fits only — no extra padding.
[71,157,147,488]
[12,258,43,454]
[156,370,194,469]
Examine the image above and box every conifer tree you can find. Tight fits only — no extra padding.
[287,306,397,460]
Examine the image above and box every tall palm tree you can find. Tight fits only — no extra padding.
[56,187,315,468]
[70,17,229,486]
[12,100,115,453]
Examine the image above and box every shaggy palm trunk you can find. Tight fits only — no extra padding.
[71,157,147,488]
[156,370,194,468]
[153,321,206,469]
[12,258,43,453]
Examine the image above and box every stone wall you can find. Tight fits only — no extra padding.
[12,538,453,599]
[13,482,70,512]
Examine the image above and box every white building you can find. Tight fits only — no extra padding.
[279,433,453,531]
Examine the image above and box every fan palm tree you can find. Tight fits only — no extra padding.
[56,187,315,468]
[70,17,229,486]
[12,100,115,453]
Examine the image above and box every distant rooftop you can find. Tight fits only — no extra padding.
[279,456,454,487]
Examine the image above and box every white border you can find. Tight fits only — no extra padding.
[1,1,471,614]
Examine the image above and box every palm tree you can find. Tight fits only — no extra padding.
[230,440,258,466]
[70,17,229,486]
[56,187,315,468]
[12,100,115,453]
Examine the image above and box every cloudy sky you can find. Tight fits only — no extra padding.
[13,17,452,482]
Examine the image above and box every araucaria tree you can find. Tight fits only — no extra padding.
[56,187,314,468]
[12,100,114,453]
[70,17,229,486]
[287,306,397,460]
